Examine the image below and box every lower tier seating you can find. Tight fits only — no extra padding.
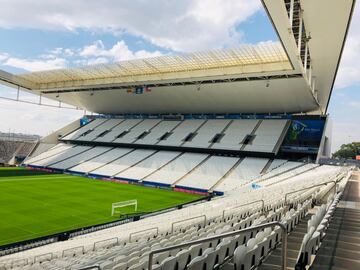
[24,144,306,192]
[0,165,351,270]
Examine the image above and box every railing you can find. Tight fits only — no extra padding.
[284,180,337,205]
[62,246,85,257]
[11,258,28,268]
[222,199,265,219]
[34,252,53,263]
[129,227,159,243]
[148,221,288,270]
[171,215,207,233]
[77,265,101,270]
[93,237,118,251]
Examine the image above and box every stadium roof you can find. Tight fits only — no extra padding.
[0,0,355,115]
[16,43,291,89]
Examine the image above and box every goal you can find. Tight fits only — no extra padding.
[111,200,138,216]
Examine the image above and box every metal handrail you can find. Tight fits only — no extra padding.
[11,258,28,268]
[77,265,101,270]
[129,227,159,242]
[284,180,337,205]
[93,237,118,251]
[34,252,53,263]
[222,199,265,219]
[148,221,287,270]
[171,215,206,233]
[62,245,85,257]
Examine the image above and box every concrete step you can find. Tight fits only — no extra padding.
[269,247,299,259]
[309,265,349,270]
[319,239,360,252]
[328,223,360,232]
[326,227,360,238]
[310,254,360,270]
[259,254,297,268]
[330,218,360,226]
[332,213,360,220]
[323,233,360,244]
[257,263,294,270]
[315,243,360,261]
[287,232,306,240]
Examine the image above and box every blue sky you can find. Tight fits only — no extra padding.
[0,0,358,152]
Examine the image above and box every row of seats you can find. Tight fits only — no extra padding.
[61,118,289,153]
[0,166,351,270]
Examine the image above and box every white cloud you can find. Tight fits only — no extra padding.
[335,2,360,89]
[79,40,162,62]
[3,57,67,72]
[349,101,360,108]
[0,98,83,136]
[1,39,162,71]
[331,121,360,152]
[0,53,9,61]
[0,0,261,51]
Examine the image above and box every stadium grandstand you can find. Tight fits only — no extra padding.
[0,132,39,166]
[0,0,359,270]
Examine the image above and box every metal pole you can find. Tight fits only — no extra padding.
[298,9,303,54]
[289,0,295,27]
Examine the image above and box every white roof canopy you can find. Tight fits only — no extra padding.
[15,42,291,90]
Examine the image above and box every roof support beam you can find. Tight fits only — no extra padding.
[297,9,303,54]
[289,0,295,27]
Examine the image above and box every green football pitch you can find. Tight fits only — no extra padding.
[0,167,203,246]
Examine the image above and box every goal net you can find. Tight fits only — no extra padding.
[111,199,138,216]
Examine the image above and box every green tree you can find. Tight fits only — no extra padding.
[332,142,360,159]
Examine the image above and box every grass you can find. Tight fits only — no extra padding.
[0,167,202,246]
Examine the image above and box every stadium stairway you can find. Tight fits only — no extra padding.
[307,171,360,270]
[257,214,312,270]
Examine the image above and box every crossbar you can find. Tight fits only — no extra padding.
[148,221,287,270]
[111,200,137,216]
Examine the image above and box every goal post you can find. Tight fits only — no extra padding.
[111,200,138,216]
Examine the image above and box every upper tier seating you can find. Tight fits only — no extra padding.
[243,119,288,152]
[211,119,258,151]
[62,119,107,140]
[94,119,142,143]
[61,118,290,154]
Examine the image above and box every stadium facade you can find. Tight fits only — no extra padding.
[0,1,358,270]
